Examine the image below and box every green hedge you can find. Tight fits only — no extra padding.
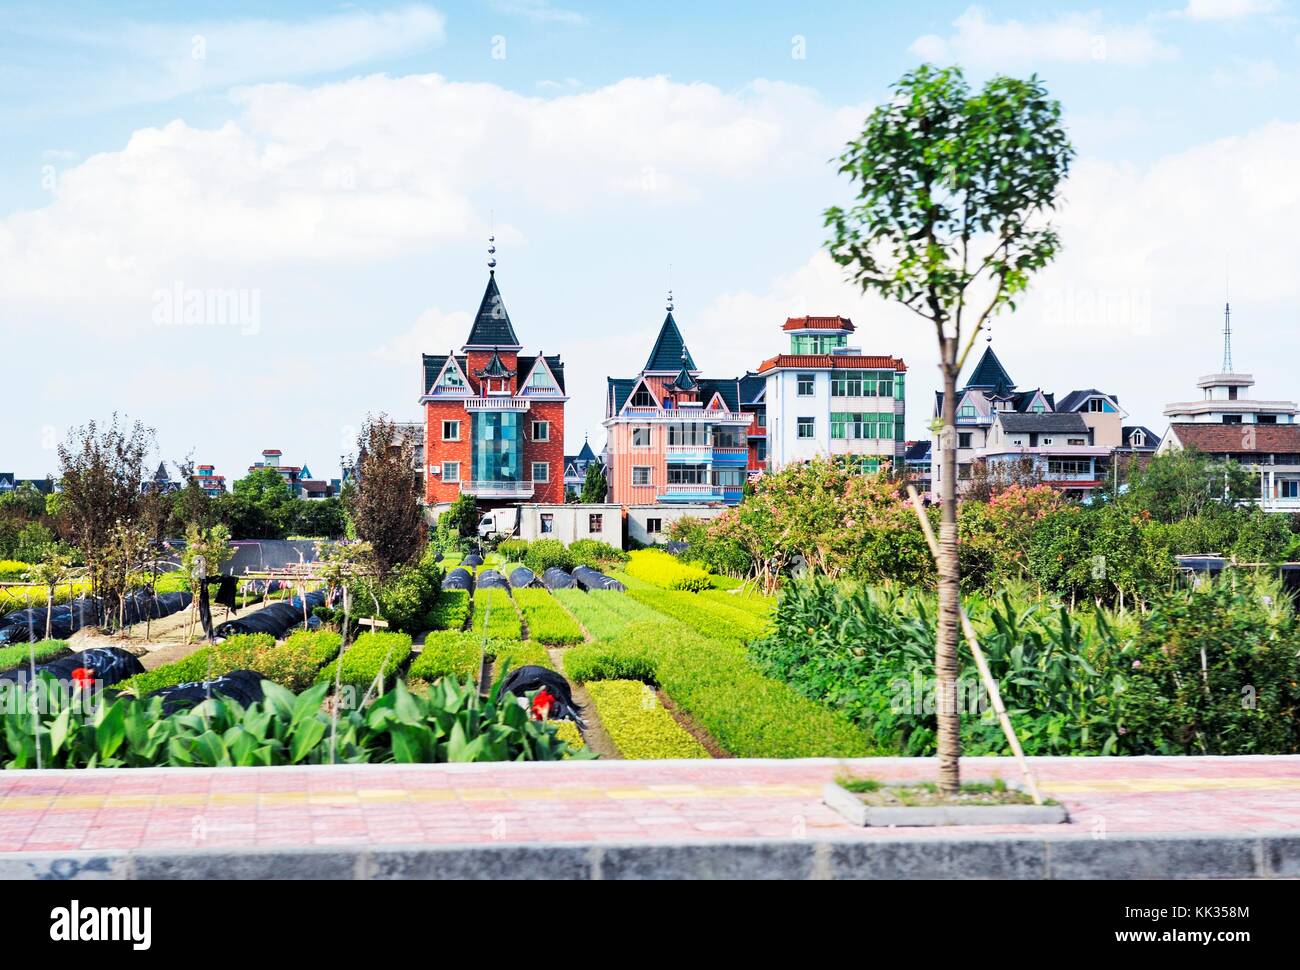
[425,589,470,631]
[514,588,585,645]
[471,587,523,640]
[118,634,278,695]
[628,588,770,645]
[557,588,871,757]
[316,631,413,692]
[585,679,708,759]
[408,631,481,682]
[0,638,69,674]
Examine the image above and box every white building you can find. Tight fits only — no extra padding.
[1158,306,1300,511]
[757,316,907,474]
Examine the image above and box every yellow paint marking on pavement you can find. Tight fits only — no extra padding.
[1043,777,1300,794]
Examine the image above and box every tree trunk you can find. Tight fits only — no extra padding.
[936,350,962,795]
[45,588,53,641]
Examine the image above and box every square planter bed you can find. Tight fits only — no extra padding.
[822,778,1068,827]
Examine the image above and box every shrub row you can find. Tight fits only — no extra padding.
[584,679,708,759]
[489,639,553,672]
[624,549,714,592]
[500,538,628,574]
[408,631,481,682]
[0,638,69,674]
[699,588,774,619]
[315,631,413,693]
[557,590,871,758]
[513,588,585,645]
[425,589,470,631]
[118,633,278,695]
[471,587,523,640]
[628,588,770,645]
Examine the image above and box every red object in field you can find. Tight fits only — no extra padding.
[530,687,555,721]
[71,667,95,689]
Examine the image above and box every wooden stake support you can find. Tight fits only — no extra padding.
[906,485,1044,806]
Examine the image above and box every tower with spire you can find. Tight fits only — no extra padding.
[603,290,756,506]
[419,236,568,507]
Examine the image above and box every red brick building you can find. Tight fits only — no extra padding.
[421,268,567,507]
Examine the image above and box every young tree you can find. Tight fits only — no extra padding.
[579,462,608,503]
[348,414,426,578]
[26,548,74,641]
[825,65,1073,793]
[1128,447,1255,523]
[57,416,155,621]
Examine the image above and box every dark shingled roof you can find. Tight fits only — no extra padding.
[964,346,1015,391]
[904,440,932,461]
[608,378,640,414]
[517,354,566,393]
[997,412,1089,434]
[698,379,740,412]
[738,372,765,404]
[644,313,697,372]
[421,353,468,394]
[464,273,521,348]
[1122,425,1160,450]
[1057,389,1117,413]
[669,367,698,392]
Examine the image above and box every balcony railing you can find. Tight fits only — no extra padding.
[463,397,531,411]
[459,480,535,498]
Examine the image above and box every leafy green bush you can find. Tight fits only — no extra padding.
[0,638,69,674]
[513,588,585,645]
[523,539,574,573]
[625,548,713,592]
[585,679,708,759]
[315,631,413,692]
[470,587,523,640]
[373,559,442,633]
[0,675,585,768]
[568,539,627,568]
[497,538,530,562]
[425,589,470,631]
[256,631,342,690]
[408,631,481,682]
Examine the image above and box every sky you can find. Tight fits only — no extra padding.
[4,0,1300,481]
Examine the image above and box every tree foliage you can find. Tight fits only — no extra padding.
[348,414,426,578]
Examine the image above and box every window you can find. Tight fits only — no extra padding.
[1223,415,1243,425]
[667,424,709,446]
[441,461,460,483]
[958,463,972,480]
[540,513,554,534]
[1031,403,1045,413]
[1047,460,1093,476]
[797,417,816,439]
[646,517,663,534]
[959,404,976,418]
[711,468,746,488]
[1259,414,1278,424]
[631,426,651,447]
[755,439,767,462]
[1129,432,1144,447]
[631,385,655,408]
[1068,438,1087,446]
[439,364,465,388]
[958,432,972,449]
[666,464,707,485]
[712,427,743,448]
[1282,481,1299,499]
[1042,438,1053,445]
[531,462,549,482]
[632,466,651,486]
[1087,398,1107,412]
[531,420,549,441]
[588,514,603,533]
[442,420,460,441]
[528,365,554,389]
[796,374,815,397]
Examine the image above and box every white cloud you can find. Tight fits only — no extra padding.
[6,6,447,114]
[1210,58,1285,87]
[910,6,1176,67]
[0,74,854,313]
[374,307,473,363]
[1178,0,1281,20]
[489,0,587,25]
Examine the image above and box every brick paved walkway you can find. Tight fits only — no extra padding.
[1,756,1297,854]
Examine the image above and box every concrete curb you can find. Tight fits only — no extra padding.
[822,782,1070,827]
[3,832,1297,880]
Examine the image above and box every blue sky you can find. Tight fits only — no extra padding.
[4,0,1299,480]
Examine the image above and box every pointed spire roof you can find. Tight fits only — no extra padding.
[669,366,698,392]
[964,346,1015,391]
[464,273,521,349]
[645,312,696,373]
[576,437,597,462]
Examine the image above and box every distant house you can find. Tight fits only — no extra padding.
[903,440,932,492]
[1,473,55,496]
[142,461,180,494]
[564,438,603,497]
[192,465,227,497]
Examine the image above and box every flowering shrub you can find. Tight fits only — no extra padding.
[625,549,713,592]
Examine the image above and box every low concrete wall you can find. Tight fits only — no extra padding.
[4,832,1296,880]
